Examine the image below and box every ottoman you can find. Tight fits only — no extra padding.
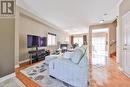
[45,55,59,65]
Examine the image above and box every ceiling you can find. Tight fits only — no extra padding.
[17,0,120,34]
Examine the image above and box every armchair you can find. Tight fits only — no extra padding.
[49,46,88,87]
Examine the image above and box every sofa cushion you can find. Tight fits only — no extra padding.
[80,46,85,53]
[71,48,83,64]
[63,52,73,59]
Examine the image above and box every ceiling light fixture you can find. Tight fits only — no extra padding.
[104,13,108,16]
[100,20,104,23]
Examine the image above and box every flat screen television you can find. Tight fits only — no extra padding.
[27,35,39,48]
[40,37,47,46]
[27,35,47,48]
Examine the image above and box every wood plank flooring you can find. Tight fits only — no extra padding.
[16,58,130,87]
[15,63,40,87]
[89,58,130,87]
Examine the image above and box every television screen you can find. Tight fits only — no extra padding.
[32,35,39,47]
[27,35,33,48]
[40,37,47,47]
[27,35,39,48]
[27,35,47,48]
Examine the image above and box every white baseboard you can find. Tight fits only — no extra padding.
[19,59,30,64]
[15,64,20,68]
[118,67,130,78]
[122,71,130,78]
[0,73,15,83]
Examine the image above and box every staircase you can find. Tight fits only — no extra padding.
[110,52,116,61]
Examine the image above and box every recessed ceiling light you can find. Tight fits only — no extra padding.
[104,13,108,16]
[100,20,104,23]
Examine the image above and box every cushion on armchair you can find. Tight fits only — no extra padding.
[71,48,83,64]
[63,52,73,59]
[80,45,85,53]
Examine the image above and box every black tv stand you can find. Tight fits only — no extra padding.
[28,49,50,64]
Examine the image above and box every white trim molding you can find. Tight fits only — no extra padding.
[19,59,30,64]
[15,64,20,68]
[0,73,15,83]
[122,71,130,78]
[18,6,62,32]
[118,66,130,78]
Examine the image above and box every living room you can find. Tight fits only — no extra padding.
[17,6,70,65]
[15,6,88,87]
[0,0,130,87]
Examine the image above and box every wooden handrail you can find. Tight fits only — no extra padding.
[110,41,116,46]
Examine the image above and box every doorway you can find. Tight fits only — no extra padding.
[91,28,109,67]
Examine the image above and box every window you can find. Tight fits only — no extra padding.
[47,33,56,46]
[73,36,83,46]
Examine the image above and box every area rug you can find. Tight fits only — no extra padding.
[0,77,26,87]
[21,61,74,87]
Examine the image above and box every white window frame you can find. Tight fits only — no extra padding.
[73,36,83,46]
[47,33,56,46]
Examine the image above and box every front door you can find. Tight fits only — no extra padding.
[91,29,109,67]
[122,11,130,76]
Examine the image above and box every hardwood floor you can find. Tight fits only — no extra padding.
[16,63,40,87]
[89,58,130,87]
[16,57,130,87]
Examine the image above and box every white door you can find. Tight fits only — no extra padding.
[92,36,107,66]
[122,11,130,76]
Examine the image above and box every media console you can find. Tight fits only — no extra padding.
[28,49,50,64]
